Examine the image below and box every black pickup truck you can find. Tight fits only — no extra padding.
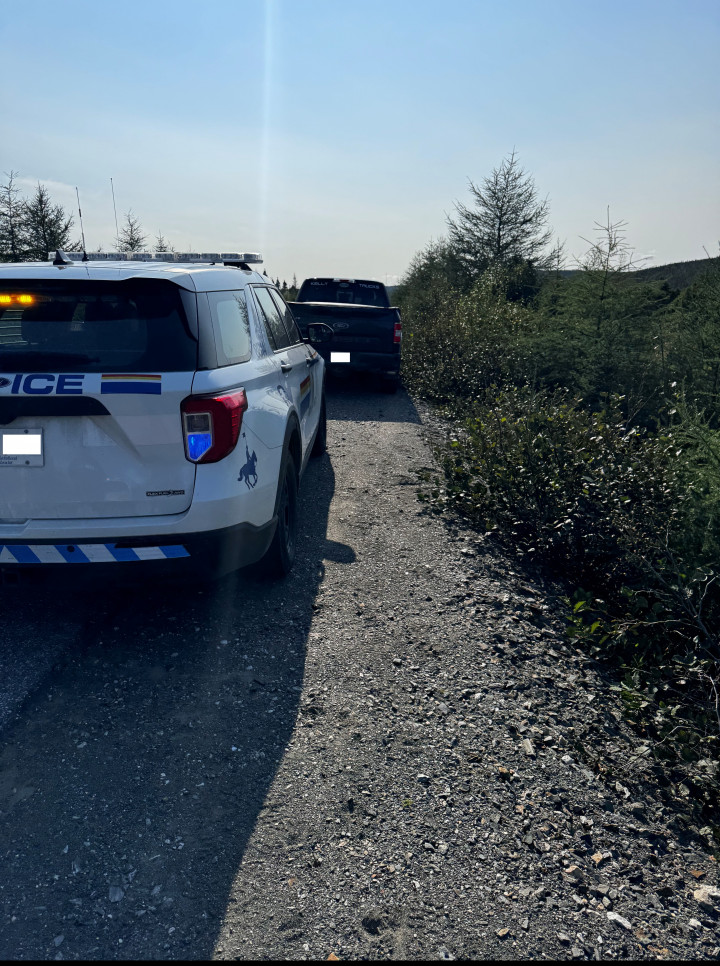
[288,278,401,391]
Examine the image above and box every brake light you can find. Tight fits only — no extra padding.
[393,321,402,343]
[180,389,248,463]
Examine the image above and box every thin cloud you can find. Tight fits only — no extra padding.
[16,176,77,196]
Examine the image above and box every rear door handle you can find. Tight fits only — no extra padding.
[306,356,320,367]
[279,359,293,373]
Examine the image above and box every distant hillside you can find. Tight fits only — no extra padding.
[393,258,716,298]
[630,257,716,289]
[557,257,716,291]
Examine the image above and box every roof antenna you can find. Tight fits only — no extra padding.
[75,186,88,261]
[110,177,120,248]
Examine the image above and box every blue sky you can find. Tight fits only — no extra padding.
[2,0,718,283]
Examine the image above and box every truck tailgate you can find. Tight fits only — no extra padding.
[290,302,399,354]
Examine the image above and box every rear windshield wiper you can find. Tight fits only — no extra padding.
[0,351,101,367]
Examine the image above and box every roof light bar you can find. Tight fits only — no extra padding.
[48,250,263,265]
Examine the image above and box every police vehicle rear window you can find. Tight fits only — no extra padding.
[0,279,197,373]
[298,279,389,307]
[208,290,252,365]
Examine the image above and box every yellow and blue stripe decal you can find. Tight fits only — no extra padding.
[100,374,162,395]
[0,544,189,563]
[299,375,311,416]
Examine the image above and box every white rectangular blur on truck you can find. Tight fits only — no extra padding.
[287,277,401,389]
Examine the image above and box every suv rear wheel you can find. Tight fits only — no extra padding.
[259,452,298,577]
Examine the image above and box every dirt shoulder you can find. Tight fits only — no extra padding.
[0,380,718,960]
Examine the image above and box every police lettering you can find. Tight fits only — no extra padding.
[9,373,85,395]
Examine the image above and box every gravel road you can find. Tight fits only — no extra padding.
[0,378,718,961]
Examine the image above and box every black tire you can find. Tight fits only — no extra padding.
[310,394,327,457]
[260,452,298,577]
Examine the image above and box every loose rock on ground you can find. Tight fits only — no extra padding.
[0,380,718,960]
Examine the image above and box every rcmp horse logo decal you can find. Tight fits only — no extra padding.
[238,434,258,489]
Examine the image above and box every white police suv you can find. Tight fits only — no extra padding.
[0,250,331,583]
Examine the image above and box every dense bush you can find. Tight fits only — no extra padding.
[400,232,720,428]
[400,242,720,828]
[400,268,528,404]
[429,388,683,581]
[666,264,720,420]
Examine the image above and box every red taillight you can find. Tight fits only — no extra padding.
[393,321,402,344]
[180,389,248,464]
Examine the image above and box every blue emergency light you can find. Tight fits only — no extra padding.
[186,433,213,461]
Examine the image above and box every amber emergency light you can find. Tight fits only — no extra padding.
[0,294,37,305]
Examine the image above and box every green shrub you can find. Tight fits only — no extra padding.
[399,227,720,831]
[431,387,684,585]
[421,385,720,820]
[401,268,528,405]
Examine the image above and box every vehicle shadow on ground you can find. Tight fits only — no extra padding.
[325,372,421,424]
[0,451,347,961]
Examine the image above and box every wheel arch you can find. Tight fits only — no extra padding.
[283,413,302,482]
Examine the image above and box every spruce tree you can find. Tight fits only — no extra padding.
[155,233,175,253]
[117,210,147,252]
[0,170,27,261]
[23,182,74,260]
[447,151,553,280]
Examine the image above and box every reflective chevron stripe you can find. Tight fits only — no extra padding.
[0,544,189,563]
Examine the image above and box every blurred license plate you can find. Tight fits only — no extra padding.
[1,430,44,467]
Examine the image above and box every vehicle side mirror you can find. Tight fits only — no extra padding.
[307,322,334,344]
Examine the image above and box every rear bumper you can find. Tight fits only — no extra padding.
[0,518,276,585]
[319,348,400,375]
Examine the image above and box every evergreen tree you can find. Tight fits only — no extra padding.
[23,182,74,260]
[155,233,175,253]
[117,210,147,252]
[447,151,553,280]
[0,170,28,261]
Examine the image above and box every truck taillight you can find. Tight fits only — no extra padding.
[393,321,402,343]
[181,389,248,463]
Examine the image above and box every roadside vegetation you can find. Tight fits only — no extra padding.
[398,152,720,843]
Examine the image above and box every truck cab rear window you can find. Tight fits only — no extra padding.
[0,279,197,373]
[298,279,389,307]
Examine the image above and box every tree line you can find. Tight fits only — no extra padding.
[0,170,178,261]
[0,171,300,288]
[399,149,719,420]
[0,171,75,261]
[398,152,720,831]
